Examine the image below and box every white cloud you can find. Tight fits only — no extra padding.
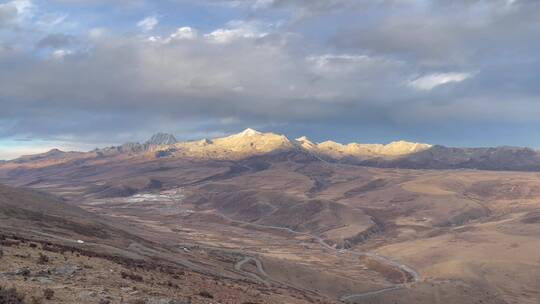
[253,0,275,9]
[168,26,197,41]
[51,49,72,59]
[307,54,372,68]
[408,72,472,91]
[137,15,158,32]
[0,0,35,25]
[38,13,67,27]
[306,53,402,76]
[12,0,34,20]
[0,0,70,34]
[147,27,198,44]
[88,27,108,39]
[1,0,540,150]
[205,20,268,43]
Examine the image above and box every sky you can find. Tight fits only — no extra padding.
[1,0,540,159]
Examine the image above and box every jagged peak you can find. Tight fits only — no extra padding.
[295,136,317,149]
[145,132,178,146]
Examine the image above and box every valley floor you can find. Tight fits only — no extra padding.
[2,154,540,303]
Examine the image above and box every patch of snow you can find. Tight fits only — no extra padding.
[237,128,262,137]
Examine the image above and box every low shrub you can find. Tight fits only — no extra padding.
[121,271,143,282]
[0,240,19,247]
[198,291,213,299]
[37,253,49,265]
[43,288,54,300]
[0,286,25,304]
[28,296,42,304]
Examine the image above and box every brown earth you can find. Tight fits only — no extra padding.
[2,149,540,303]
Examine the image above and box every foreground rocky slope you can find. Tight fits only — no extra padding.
[0,185,337,304]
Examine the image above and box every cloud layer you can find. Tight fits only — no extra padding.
[1,0,540,158]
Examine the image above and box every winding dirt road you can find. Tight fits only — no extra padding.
[130,189,421,301]
[214,211,421,301]
[234,256,270,285]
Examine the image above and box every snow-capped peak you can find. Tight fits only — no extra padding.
[295,136,317,149]
[237,128,262,137]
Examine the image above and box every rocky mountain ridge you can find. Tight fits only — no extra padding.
[5,128,540,171]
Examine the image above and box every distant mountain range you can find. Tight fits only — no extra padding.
[5,128,540,171]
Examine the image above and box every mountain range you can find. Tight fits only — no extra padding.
[5,128,540,171]
[1,129,539,304]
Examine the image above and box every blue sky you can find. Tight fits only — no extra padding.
[1,0,540,159]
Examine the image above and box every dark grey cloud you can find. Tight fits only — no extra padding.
[0,31,416,140]
[0,4,18,27]
[330,0,540,68]
[36,33,76,48]
[2,0,540,158]
[0,0,28,29]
